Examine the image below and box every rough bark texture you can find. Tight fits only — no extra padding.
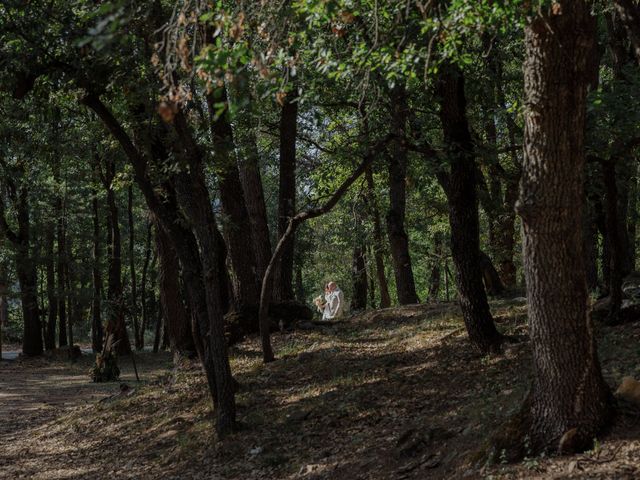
[273,89,298,302]
[386,85,419,305]
[229,77,273,282]
[207,89,260,315]
[437,64,502,354]
[518,2,612,453]
[155,221,195,357]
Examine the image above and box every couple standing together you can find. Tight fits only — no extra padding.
[318,282,344,321]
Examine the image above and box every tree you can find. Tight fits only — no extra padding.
[517,1,612,452]
[436,64,502,354]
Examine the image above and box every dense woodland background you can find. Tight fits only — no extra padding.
[3,0,640,476]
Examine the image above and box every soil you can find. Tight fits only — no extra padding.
[1,300,640,479]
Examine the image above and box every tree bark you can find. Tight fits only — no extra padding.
[273,88,298,302]
[437,64,502,354]
[613,0,640,63]
[139,219,152,348]
[155,220,195,358]
[365,166,391,308]
[206,89,260,317]
[103,156,131,355]
[518,2,612,453]
[128,186,141,350]
[229,77,273,282]
[429,232,442,300]
[55,161,67,348]
[44,220,57,350]
[386,85,419,305]
[351,244,368,311]
[91,179,103,353]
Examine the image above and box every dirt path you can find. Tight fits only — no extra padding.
[0,353,171,479]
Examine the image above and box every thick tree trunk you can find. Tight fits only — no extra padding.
[16,187,42,356]
[273,89,298,302]
[155,221,195,357]
[518,2,612,453]
[229,78,273,282]
[206,89,260,316]
[44,221,57,350]
[91,182,103,353]
[386,85,419,305]
[437,64,502,354]
[365,166,391,308]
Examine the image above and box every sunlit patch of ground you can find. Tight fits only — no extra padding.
[1,299,639,479]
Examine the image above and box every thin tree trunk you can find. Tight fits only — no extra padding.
[45,220,57,350]
[518,2,612,453]
[351,244,368,311]
[91,180,103,353]
[103,157,131,355]
[437,64,502,354]
[56,166,67,348]
[365,166,391,308]
[139,219,152,348]
[603,160,623,323]
[429,232,443,300]
[273,88,298,302]
[386,85,419,305]
[128,186,141,350]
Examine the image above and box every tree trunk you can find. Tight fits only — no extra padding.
[603,160,624,323]
[365,166,391,308]
[351,244,367,311]
[273,88,298,302]
[155,221,195,357]
[16,187,42,356]
[128,186,141,350]
[437,64,502,354]
[229,77,273,282]
[479,251,506,297]
[44,220,57,350]
[628,165,638,269]
[386,85,419,305]
[429,232,442,300]
[91,181,103,353]
[103,157,131,355]
[206,89,260,317]
[139,220,152,348]
[56,170,67,348]
[518,2,612,453]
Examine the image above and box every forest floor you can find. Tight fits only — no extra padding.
[2,299,640,479]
